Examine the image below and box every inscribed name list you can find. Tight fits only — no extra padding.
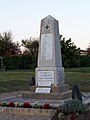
[38,71,54,86]
[41,34,53,61]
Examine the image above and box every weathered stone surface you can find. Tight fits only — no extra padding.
[23,15,71,101]
[35,15,64,86]
[29,84,70,93]
[0,107,57,117]
[22,90,72,100]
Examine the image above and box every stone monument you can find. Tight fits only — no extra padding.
[35,15,64,86]
[22,15,71,100]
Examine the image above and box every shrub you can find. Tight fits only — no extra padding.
[32,102,40,108]
[3,55,37,70]
[60,99,85,115]
[0,101,57,110]
[1,101,8,107]
[16,102,22,107]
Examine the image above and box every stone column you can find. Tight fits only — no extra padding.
[35,15,64,86]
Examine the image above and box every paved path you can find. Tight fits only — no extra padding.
[0,91,90,107]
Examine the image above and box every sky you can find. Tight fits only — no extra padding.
[0,0,90,50]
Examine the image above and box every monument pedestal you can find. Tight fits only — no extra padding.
[22,84,72,100]
[35,67,64,86]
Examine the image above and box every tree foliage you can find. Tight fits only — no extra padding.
[0,31,20,56]
[0,31,89,69]
[87,43,90,56]
[21,35,81,68]
[60,35,81,67]
[22,37,39,57]
[3,55,37,70]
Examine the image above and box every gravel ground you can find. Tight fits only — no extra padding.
[0,91,23,100]
[0,113,51,120]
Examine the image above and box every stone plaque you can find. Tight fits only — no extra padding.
[41,34,53,61]
[35,87,51,93]
[38,82,51,86]
[38,71,54,86]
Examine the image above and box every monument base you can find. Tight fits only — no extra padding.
[22,84,72,100]
[35,67,65,86]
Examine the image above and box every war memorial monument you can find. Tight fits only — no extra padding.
[23,15,71,100]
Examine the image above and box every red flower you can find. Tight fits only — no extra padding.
[70,114,75,120]
[8,102,15,107]
[43,103,50,109]
[22,102,31,108]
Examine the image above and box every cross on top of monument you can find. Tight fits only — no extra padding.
[45,25,49,29]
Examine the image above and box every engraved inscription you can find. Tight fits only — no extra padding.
[38,71,54,86]
[35,88,51,93]
[41,34,53,61]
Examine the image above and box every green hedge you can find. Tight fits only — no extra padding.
[79,55,90,67]
[3,55,37,70]
[2,55,90,70]
[62,55,90,68]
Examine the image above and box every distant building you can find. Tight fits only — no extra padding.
[80,50,87,56]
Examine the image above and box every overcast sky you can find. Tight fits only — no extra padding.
[0,0,90,49]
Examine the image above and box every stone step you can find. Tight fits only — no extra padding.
[22,90,72,100]
[29,84,70,93]
[51,84,70,93]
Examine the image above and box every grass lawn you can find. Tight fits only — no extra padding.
[65,67,90,92]
[0,70,34,93]
[0,67,90,93]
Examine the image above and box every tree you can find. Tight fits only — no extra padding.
[21,35,81,68]
[22,37,39,56]
[0,31,21,56]
[60,35,81,67]
[87,43,90,56]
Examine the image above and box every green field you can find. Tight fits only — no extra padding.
[0,70,35,93]
[0,67,90,93]
[65,67,90,92]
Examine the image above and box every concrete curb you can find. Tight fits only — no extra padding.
[0,107,57,116]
